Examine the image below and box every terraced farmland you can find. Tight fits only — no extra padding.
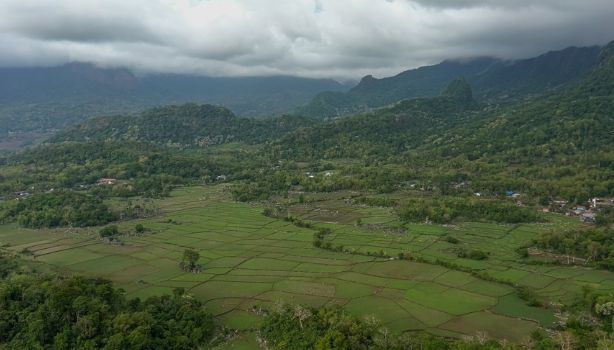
[1,185,612,347]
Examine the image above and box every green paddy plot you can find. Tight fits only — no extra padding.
[345,297,411,324]
[492,295,558,327]
[37,248,104,266]
[440,312,539,342]
[8,184,614,342]
[404,288,497,315]
[66,256,145,275]
[334,281,375,298]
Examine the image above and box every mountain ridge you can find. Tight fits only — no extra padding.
[298,45,602,119]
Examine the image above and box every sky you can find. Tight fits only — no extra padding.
[0,0,613,81]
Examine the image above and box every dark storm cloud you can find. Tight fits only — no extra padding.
[0,0,612,80]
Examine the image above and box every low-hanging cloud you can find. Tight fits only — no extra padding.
[0,0,612,81]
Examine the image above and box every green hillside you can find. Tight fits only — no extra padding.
[267,77,479,160]
[46,103,320,148]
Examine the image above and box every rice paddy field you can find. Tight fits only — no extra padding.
[1,185,611,347]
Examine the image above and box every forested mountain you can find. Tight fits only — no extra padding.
[471,45,602,100]
[270,43,613,160]
[266,77,480,160]
[46,103,320,148]
[298,45,601,119]
[0,63,345,132]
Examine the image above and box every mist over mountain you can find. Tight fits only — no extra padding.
[0,63,345,133]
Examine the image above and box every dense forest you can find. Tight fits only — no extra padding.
[0,255,219,350]
[533,226,614,270]
[0,191,117,228]
[0,141,245,195]
[47,103,320,147]
[398,198,540,224]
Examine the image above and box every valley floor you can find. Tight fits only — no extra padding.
[1,185,610,347]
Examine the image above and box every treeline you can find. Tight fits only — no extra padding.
[90,176,177,199]
[231,166,417,202]
[259,301,609,350]
[398,198,540,224]
[0,255,218,350]
[0,141,250,196]
[0,191,117,228]
[534,227,614,270]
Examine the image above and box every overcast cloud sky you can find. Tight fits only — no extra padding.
[0,0,613,81]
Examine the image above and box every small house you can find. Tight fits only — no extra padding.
[506,191,514,196]
[450,182,469,189]
[516,201,528,206]
[542,208,550,213]
[14,191,29,199]
[591,198,612,208]
[474,192,483,197]
[98,178,116,185]
[553,200,568,208]
[582,212,596,223]
[576,206,587,211]
[323,173,332,178]
[216,175,227,180]
[511,193,521,198]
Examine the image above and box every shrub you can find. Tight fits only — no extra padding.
[99,225,119,237]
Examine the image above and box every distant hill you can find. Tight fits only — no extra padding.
[0,63,345,132]
[47,103,321,148]
[298,45,602,119]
